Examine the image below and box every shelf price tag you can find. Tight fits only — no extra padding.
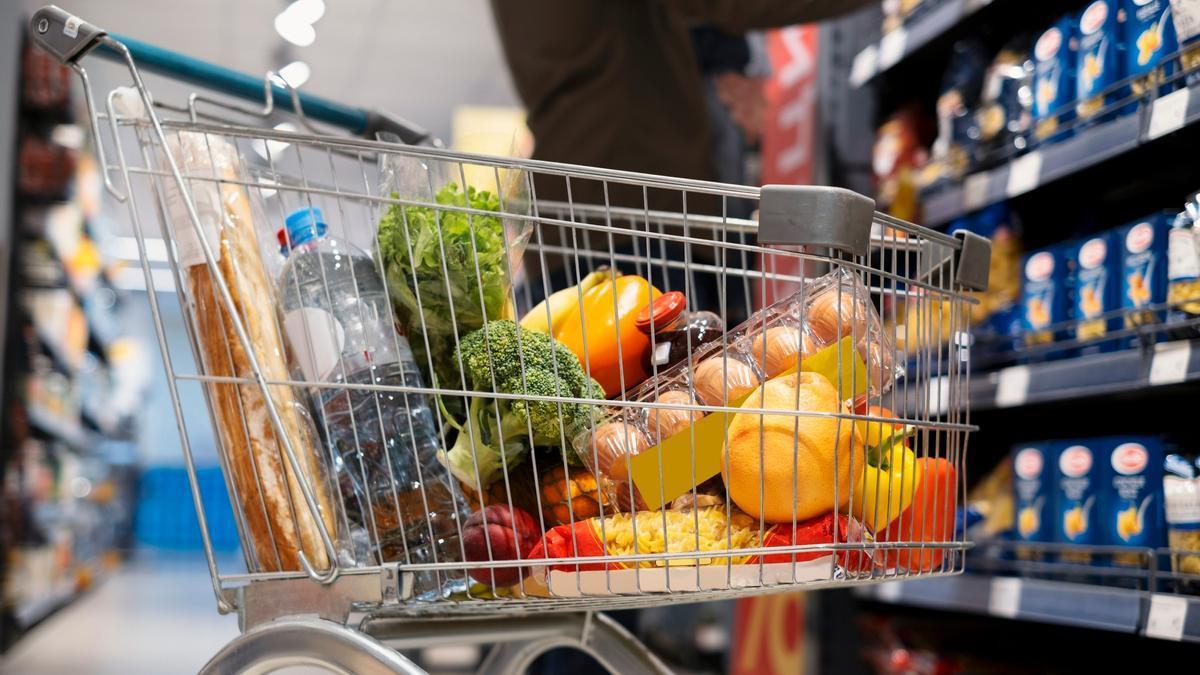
[988,577,1021,619]
[1149,341,1192,386]
[927,375,951,416]
[962,173,990,211]
[1145,593,1189,641]
[878,28,908,70]
[850,45,878,87]
[876,580,903,603]
[1005,151,1042,197]
[1147,88,1191,141]
[1170,0,1200,42]
[994,365,1030,407]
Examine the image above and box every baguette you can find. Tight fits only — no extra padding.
[165,131,336,573]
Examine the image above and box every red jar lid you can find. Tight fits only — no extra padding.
[635,291,686,332]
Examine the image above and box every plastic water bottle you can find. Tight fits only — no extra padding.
[276,207,468,594]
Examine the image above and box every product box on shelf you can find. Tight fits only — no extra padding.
[1069,232,1121,354]
[1122,0,1179,94]
[1118,211,1173,339]
[1163,452,1200,585]
[1099,436,1166,565]
[1033,15,1079,142]
[1053,440,1105,561]
[1013,443,1055,552]
[1076,0,1126,121]
[1020,246,1072,360]
[1167,203,1200,336]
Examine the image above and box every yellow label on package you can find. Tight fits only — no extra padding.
[630,337,867,510]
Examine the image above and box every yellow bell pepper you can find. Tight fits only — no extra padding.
[852,442,920,533]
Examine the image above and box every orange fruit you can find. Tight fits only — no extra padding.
[723,371,864,523]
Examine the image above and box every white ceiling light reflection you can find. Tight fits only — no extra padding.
[275,0,324,47]
[278,61,311,88]
[288,0,326,24]
[252,123,299,160]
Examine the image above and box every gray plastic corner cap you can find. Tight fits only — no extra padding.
[954,230,992,291]
[919,230,992,292]
[758,185,876,257]
[30,6,107,65]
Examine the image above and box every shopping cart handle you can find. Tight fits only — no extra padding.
[29,5,433,145]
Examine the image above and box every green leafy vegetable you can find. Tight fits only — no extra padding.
[437,320,604,491]
[377,183,515,390]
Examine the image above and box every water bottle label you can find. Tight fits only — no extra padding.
[284,307,346,382]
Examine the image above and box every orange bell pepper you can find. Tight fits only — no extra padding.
[555,274,661,396]
[881,457,957,572]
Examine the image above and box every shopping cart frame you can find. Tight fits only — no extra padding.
[31,6,990,673]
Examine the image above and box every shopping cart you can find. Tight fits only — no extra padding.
[30,6,991,673]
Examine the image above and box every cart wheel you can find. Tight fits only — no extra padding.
[477,612,671,675]
[199,617,425,675]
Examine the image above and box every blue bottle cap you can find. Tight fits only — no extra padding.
[282,207,328,249]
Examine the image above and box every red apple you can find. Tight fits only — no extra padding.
[462,504,541,585]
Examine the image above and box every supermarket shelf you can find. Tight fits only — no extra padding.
[27,405,90,451]
[856,573,1200,640]
[14,580,78,628]
[921,81,1200,227]
[849,0,995,87]
[969,339,1199,411]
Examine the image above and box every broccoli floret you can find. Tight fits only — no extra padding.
[437,320,604,490]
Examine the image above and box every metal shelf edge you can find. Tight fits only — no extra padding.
[856,573,1200,640]
[850,0,994,87]
[922,81,1200,227]
[971,339,1200,411]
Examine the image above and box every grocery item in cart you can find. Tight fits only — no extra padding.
[1119,212,1173,336]
[527,507,873,573]
[879,456,957,572]
[1163,452,1200,585]
[1069,231,1120,354]
[850,403,917,533]
[724,371,864,524]
[573,269,898,515]
[1123,0,1178,95]
[1099,436,1165,566]
[554,272,663,397]
[160,132,342,573]
[1032,15,1078,142]
[635,291,725,376]
[275,207,470,579]
[1167,194,1200,338]
[1075,0,1125,121]
[1053,440,1104,562]
[439,320,604,492]
[376,161,532,394]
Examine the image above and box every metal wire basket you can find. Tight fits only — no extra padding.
[32,6,991,673]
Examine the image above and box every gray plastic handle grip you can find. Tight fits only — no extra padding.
[758,185,877,257]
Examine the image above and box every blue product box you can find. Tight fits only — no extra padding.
[1099,436,1165,563]
[1053,441,1106,556]
[1118,212,1173,339]
[1076,0,1125,121]
[1014,443,1055,544]
[1021,246,1071,359]
[1033,15,1078,142]
[1123,0,1178,94]
[1069,232,1121,354]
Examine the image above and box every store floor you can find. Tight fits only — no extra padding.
[2,552,240,675]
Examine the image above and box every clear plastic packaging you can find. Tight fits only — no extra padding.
[376,156,533,392]
[572,268,899,514]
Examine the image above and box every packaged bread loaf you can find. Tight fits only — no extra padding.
[161,131,341,573]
